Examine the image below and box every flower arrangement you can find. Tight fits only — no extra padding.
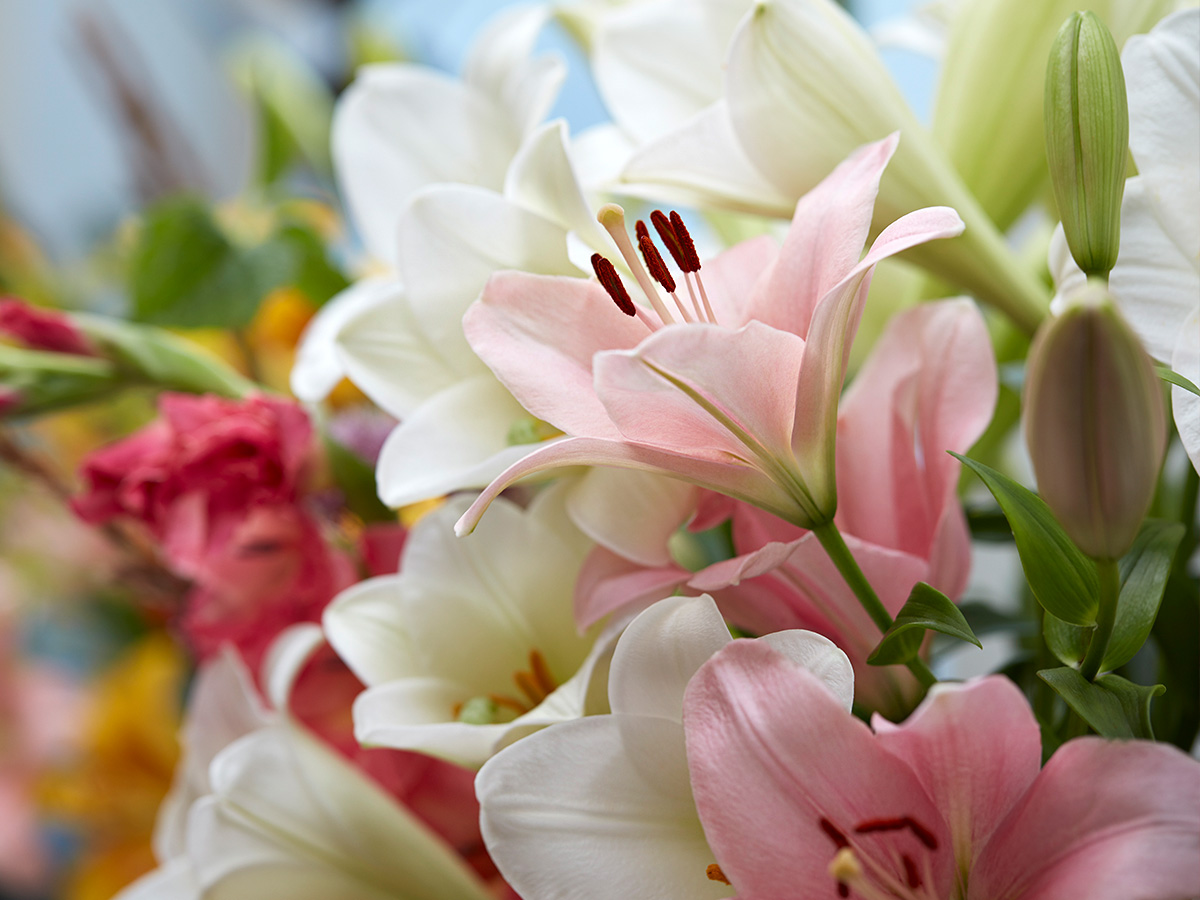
[0,2,1197,899]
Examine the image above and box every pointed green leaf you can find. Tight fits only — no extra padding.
[1103,519,1185,671]
[952,452,1098,625]
[1157,365,1200,397]
[867,582,982,666]
[1043,612,1088,666]
[1038,667,1163,739]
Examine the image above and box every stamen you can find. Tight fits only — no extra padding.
[903,818,938,851]
[590,253,635,317]
[820,818,851,849]
[855,818,909,836]
[598,204,677,326]
[528,649,557,698]
[705,864,730,886]
[487,693,529,715]
[650,210,688,270]
[668,211,702,272]
[636,226,677,293]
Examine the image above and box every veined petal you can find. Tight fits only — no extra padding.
[465,271,650,440]
[972,738,1200,900]
[332,65,518,265]
[374,375,539,508]
[478,715,730,900]
[567,467,698,568]
[593,0,751,143]
[333,284,485,421]
[399,184,580,362]
[872,677,1041,875]
[683,641,953,899]
[574,546,690,628]
[290,276,396,404]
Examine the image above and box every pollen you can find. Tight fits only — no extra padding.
[705,863,731,885]
[590,253,636,316]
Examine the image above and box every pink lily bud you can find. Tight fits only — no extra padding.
[1024,283,1167,559]
[0,298,96,356]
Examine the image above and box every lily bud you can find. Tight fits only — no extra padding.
[1023,283,1166,559]
[1044,11,1129,277]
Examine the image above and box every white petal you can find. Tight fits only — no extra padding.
[569,122,637,197]
[1173,308,1200,474]
[1110,178,1200,363]
[112,858,201,900]
[504,120,613,254]
[757,630,854,711]
[1124,8,1200,260]
[197,726,492,900]
[1048,223,1087,315]
[566,467,698,567]
[290,276,397,403]
[593,0,750,143]
[463,5,563,136]
[398,183,580,360]
[334,281,486,420]
[374,375,541,508]
[262,623,326,713]
[609,595,731,721]
[324,574,420,687]
[153,651,269,862]
[332,65,519,265]
[478,716,731,900]
[621,101,794,216]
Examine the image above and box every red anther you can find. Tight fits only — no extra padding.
[819,818,850,849]
[637,234,677,293]
[635,219,651,243]
[902,854,921,889]
[903,817,939,851]
[590,253,636,317]
[854,818,908,836]
[836,882,849,899]
[650,210,688,270]
[668,210,702,272]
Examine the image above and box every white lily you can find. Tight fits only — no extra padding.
[477,594,853,900]
[324,487,613,769]
[1051,8,1200,471]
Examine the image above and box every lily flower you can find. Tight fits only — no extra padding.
[477,594,853,900]
[684,645,1200,900]
[456,134,963,536]
[324,487,611,769]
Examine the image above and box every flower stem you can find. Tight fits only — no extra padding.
[812,520,937,688]
[1079,557,1121,681]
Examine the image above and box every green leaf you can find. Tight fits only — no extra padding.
[1103,519,1185,671]
[952,452,1099,626]
[323,435,394,524]
[267,224,350,306]
[130,198,273,329]
[1043,612,1088,666]
[1038,667,1163,739]
[867,582,982,666]
[1157,365,1200,397]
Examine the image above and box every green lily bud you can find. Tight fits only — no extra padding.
[1023,283,1166,560]
[1044,11,1129,277]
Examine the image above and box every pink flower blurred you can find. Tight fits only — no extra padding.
[685,647,1200,900]
[0,297,96,356]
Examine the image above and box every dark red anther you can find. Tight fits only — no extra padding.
[668,210,702,272]
[836,882,849,899]
[635,219,651,243]
[903,817,939,851]
[590,253,636,317]
[819,818,850,850]
[637,232,677,293]
[854,818,908,836]
[650,210,688,269]
[902,854,921,889]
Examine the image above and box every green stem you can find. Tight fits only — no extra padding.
[1079,557,1121,681]
[812,521,937,689]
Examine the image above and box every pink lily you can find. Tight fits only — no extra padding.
[574,299,998,715]
[455,134,964,536]
[684,645,1200,900]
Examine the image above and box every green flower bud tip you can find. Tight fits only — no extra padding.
[1023,283,1167,560]
[1044,11,1129,278]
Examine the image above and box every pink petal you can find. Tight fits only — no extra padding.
[747,134,898,336]
[872,677,1041,874]
[464,271,647,439]
[694,234,779,327]
[683,640,953,899]
[455,436,795,537]
[596,320,806,469]
[574,546,689,629]
[973,738,1200,900]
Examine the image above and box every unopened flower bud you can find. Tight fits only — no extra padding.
[1024,283,1166,559]
[0,297,96,356]
[1044,11,1129,277]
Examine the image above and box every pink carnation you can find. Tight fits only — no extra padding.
[0,298,95,356]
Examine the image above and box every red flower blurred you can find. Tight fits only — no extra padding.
[0,298,95,356]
